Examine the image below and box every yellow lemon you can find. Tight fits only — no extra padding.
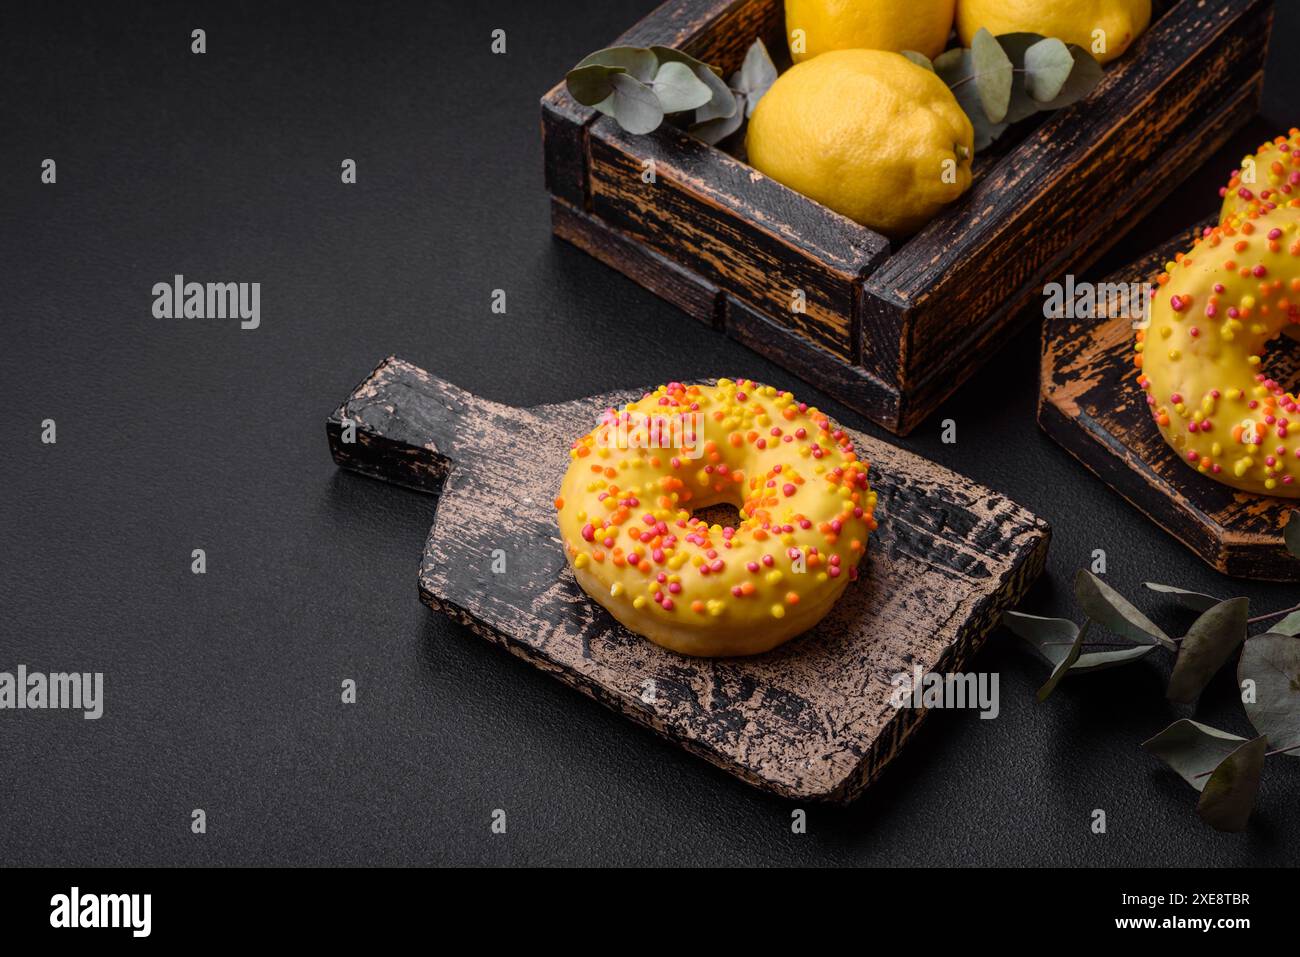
[785,0,957,63]
[956,0,1151,65]
[746,50,973,237]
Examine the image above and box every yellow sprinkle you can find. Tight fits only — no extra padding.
[770,604,785,619]
[632,596,646,610]
[766,570,784,585]
[574,553,590,569]
[610,582,624,598]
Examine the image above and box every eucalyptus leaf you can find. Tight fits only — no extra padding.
[970,27,1013,124]
[566,63,627,107]
[692,64,738,123]
[1238,632,1300,752]
[1143,582,1221,612]
[691,96,747,144]
[1269,609,1300,636]
[1285,509,1300,559]
[934,48,1007,150]
[901,50,935,72]
[607,73,665,135]
[1198,735,1267,832]
[734,38,778,101]
[1075,570,1175,650]
[1001,611,1083,700]
[575,46,658,82]
[1031,43,1102,111]
[1071,644,1158,673]
[1142,718,1246,792]
[651,60,713,113]
[648,46,717,74]
[1167,597,1249,704]
[1023,37,1074,102]
[993,32,1049,123]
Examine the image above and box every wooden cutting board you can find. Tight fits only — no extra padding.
[327,357,1050,802]
[1039,220,1300,581]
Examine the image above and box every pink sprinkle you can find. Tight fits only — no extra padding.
[782,483,797,497]
[581,523,595,542]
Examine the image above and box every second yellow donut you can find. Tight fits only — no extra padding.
[1136,203,1300,495]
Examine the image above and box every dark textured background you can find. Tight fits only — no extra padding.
[2,0,1297,866]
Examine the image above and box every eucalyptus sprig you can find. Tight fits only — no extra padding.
[1002,510,1300,832]
[565,40,777,143]
[906,29,1104,150]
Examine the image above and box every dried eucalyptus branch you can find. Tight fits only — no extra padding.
[1002,509,1300,832]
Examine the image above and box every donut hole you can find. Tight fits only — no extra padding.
[691,501,742,530]
[1269,326,1300,396]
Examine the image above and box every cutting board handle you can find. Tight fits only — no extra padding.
[326,356,480,494]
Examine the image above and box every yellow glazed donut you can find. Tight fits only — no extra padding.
[1219,128,1300,224]
[1136,203,1300,495]
[554,379,877,657]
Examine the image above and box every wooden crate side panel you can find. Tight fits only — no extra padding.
[681,0,785,74]
[587,121,888,360]
[551,197,723,326]
[541,87,591,209]
[868,0,1271,372]
[723,296,901,430]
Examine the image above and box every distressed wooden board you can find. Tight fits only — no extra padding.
[542,0,1272,434]
[328,357,1051,801]
[1040,219,1300,581]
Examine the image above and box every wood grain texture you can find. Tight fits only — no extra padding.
[586,117,888,360]
[1039,220,1300,581]
[329,357,1051,801]
[543,0,1273,435]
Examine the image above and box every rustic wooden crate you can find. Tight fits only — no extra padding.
[542,0,1273,435]
[1040,220,1300,582]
